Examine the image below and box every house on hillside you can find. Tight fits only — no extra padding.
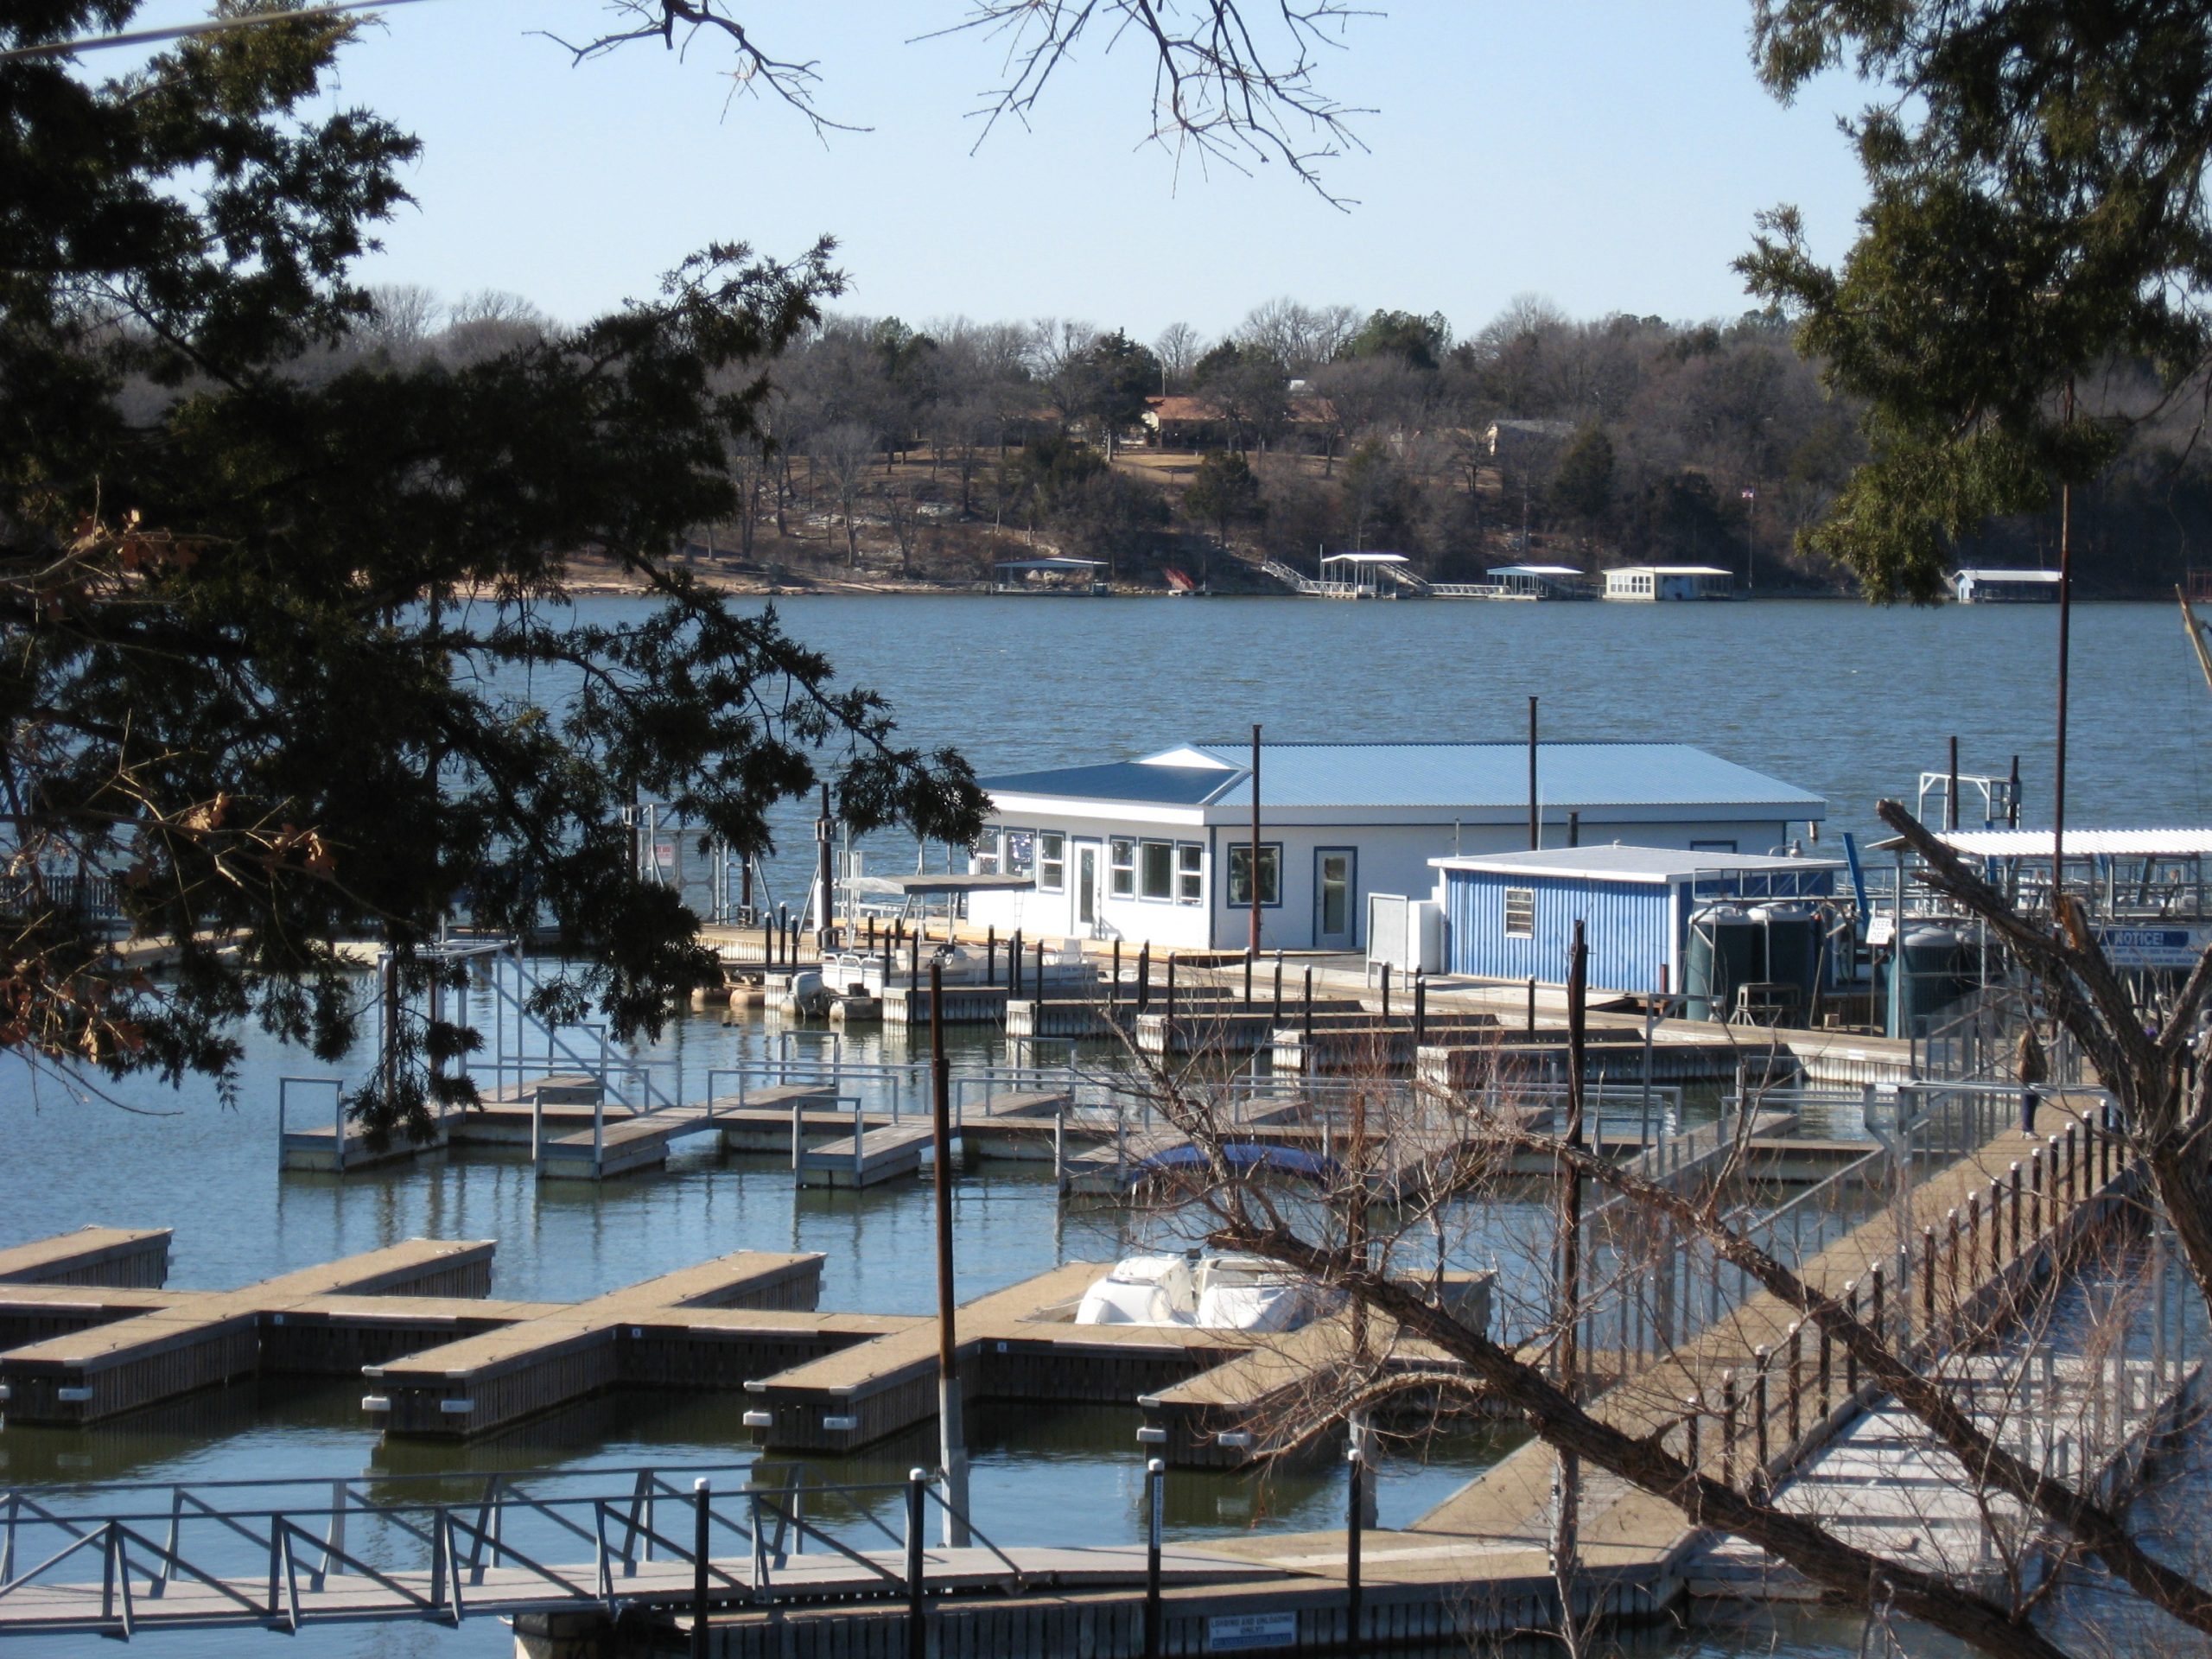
[960,741,1827,951]
[1142,396,1232,449]
[1486,418,1577,467]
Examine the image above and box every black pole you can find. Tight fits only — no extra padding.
[1947,735,1961,832]
[1012,930,1023,996]
[1273,954,1284,1023]
[1137,943,1150,1012]
[1143,1458,1164,1659]
[691,1478,711,1659]
[1111,938,1122,1010]
[1528,694,1539,850]
[930,961,968,1545]
[1166,952,1178,1025]
[1414,972,1427,1046]
[986,925,996,980]
[1345,1447,1363,1657]
[2009,753,2023,828]
[816,782,836,950]
[1034,938,1046,1007]
[1302,966,1315,1052]
[1249,721,1263,959]
[906,1469,926,1659]
[1379,961,1390,1022]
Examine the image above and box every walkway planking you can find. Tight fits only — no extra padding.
[0,1239,494,1425]
[742,1263,1246,1453]
[0,1228,170,1290]
[0,1540,1278,1639]
[365,1251,828,1435]
[793,1121,934,1190]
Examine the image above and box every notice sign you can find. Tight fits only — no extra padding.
[1209,1611,1298,1652]
[2095,926,2212,969]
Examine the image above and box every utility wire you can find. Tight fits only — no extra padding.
[1,0,429,65]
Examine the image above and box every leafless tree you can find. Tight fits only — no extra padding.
[1154,321,1204,391]
[813,420,876,567]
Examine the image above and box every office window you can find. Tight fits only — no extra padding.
[970,828,1001,875]
[1227,843,1281,907]
[1140,840,1174,900]
[1177,843,1204,905]
[1109,837,1135,898]
[1003,828,1034,876]
[1037,832,1066,892]
[1503,888,1535,938]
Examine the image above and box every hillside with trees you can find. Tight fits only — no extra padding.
[346,291,2204,598]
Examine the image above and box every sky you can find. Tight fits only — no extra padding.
[117,1,1878,345]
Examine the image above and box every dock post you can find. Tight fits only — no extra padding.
[691,1478,710,1659]
[1303,968,1315,1054]
[1345,1445,1363,1657]
[1243,951,1253,1005]
[929,961,969,1548]
[987,927,996,982]
[1034,939,1046,1014]
[1143,1459,1164,1659]
[1379,961,1389,1022]
[1012,931,1024,997]
[1111,939,1121,1011]
[905,1469,927,1659]
[1135,944,1149,1012]
[1273,954,1283,1023]
[1166,954,1178,1028]
[1414,972,1427,1046]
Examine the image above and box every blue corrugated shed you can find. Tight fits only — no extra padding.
[982,742,1824,815]
[1435,847,1840,992]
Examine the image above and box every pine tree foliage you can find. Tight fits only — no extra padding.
[0,4,986,1136]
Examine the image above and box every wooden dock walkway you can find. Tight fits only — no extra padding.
[0,1228,170,1290]
[364,1251,824,1435]
[0,1238,493,1425]
[794,1121,934,1189]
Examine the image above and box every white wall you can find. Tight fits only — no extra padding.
[965,810,1802,952]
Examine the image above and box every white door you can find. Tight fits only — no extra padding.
[1075,842,1100,933]
[1315,849,1357,950]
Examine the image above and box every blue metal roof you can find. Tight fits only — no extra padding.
[1192,742,1825,813]
[978,761,1236,806]
[981,742,1825,816]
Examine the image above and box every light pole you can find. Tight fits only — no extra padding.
[1740,486,1757,594]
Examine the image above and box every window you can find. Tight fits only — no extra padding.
[1109,837,1135,899]
[1177,843,1204,905]
[1037,832,1066,892]
[970,828,1001,875]
[1140,840,1174,900]
[1227,843,1281,907]
[1503,888,1535,938]
[1003,829,1034,877]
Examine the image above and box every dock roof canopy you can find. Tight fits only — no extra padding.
[1488,564,1583,578]
[1609,564,1734,578]
[991,556,1107,574]
[978,741,1826,816]
[1319,550,1412,565]
[1872,828,2212,859]
[1950,568,2063,583]
[1431,846,1841,883]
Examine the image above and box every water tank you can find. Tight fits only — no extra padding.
[1886,925,1969,1036]
[1753,902,1823,1015]
[1685,906,1760,1022]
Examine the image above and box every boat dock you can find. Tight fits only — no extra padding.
[0,1228,171,1291]
[0,1238,494,1425]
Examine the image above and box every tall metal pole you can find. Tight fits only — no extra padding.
[816,783,835,950]
[1528,696,1540,851]
[1249,723,1262,958]
[1947,735,1960,833]
[1551,922,1588,1583]
[2054,378,2075,903]
[929,960,969,1546]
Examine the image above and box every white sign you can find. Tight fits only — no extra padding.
[2096,925,2212,969]
[1209,1611,1298,1652]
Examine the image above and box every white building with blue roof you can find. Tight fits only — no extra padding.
[964,741,1826,952]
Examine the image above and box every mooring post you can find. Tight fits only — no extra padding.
[1526,976,1536,1036]
[1921,1230,1937,1337]
[1011,930,1023,996]
[1379,960,1390,1023]
[1166,953,1178,1027]
[1111,939,1121,1010]
[1302,966,1315,1053]
[1414,972,1427,1046]
[1143,1458,1164,1659]
[929,961,969,1548]
[905,1469,927,1659]
[1273,953,1284,1022]
[985,925,995,981]
[1034,938,1046,1011]
[1136,943,1149,1012]
[691,1478,711,1659]
[1345,1445,1364,1658]
[1786,1325,1803,1446]
[1720,1371,1738,1487]
[1243,951,1253,1005]
[1751,1348,1770,1481]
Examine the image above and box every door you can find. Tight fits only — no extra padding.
[1314,849,1357,950]
[1076,842,1100,931]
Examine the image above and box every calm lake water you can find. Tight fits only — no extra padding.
[0,595,2191,1657]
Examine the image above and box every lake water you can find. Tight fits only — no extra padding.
[0,594,2190,1657]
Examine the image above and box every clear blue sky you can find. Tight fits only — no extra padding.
[130,1,1875,342]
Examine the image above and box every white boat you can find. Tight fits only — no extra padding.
[1072,1253,1325,1332]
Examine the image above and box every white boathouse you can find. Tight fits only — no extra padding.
[1950,568,2062,604]
[1602,565,1737,601]
[961,741,1827,952]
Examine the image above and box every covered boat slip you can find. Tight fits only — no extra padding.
[988,556,1109,594]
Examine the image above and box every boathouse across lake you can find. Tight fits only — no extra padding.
[963,742,1826,952]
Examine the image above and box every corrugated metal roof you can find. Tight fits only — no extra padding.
[1433,846,1843,883]
[1192,741,1824,812]
[979,761,1235,806]
[1877,829,2212,859]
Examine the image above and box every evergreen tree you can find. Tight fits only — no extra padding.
[0,6,984,1136]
